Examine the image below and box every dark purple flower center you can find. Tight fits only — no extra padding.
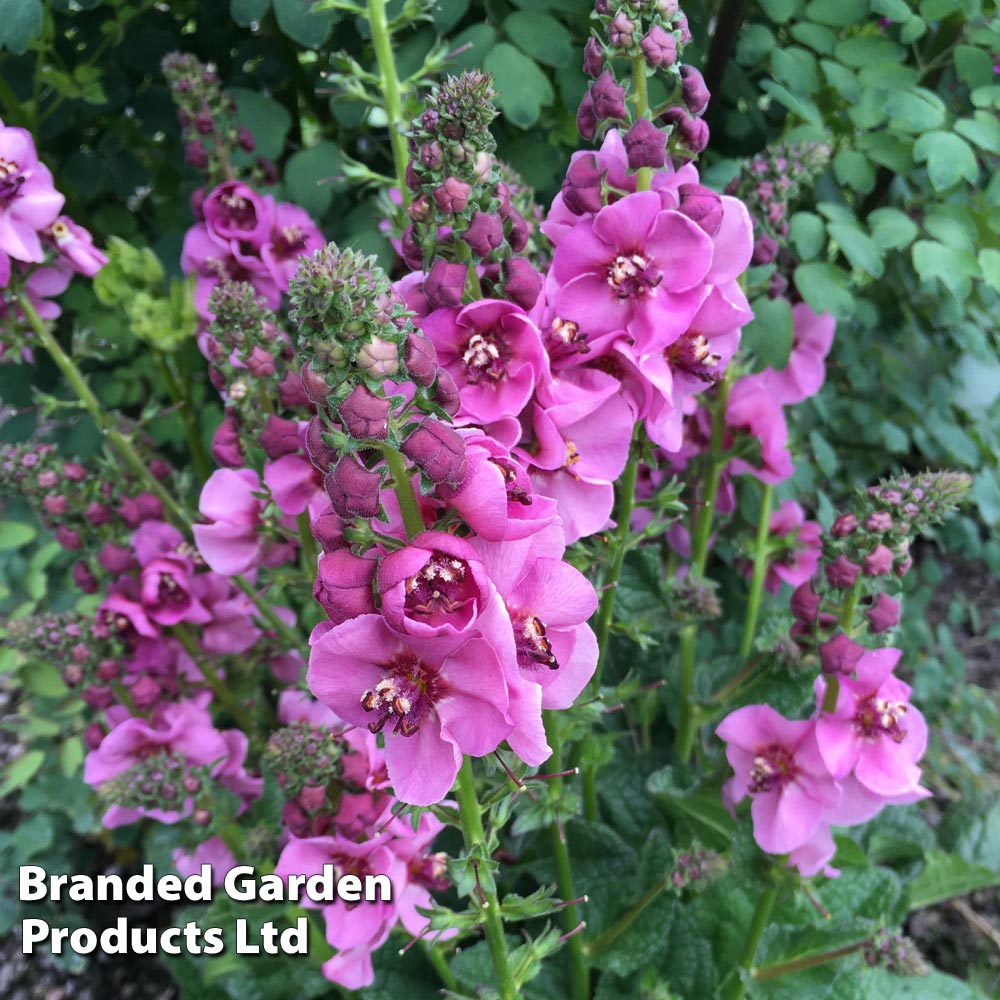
[220,192,258,232]
[462,331,509,383]
[0,156,25,204]
[404,552,475,624]
[156,572,188,607]
[510,609,559,672]
[748,743,797,793]
[271,224,306,260]
[853,695,907,743]
[605,252,661,300]
[361,651,439,737]
[488,457,532,505]
[669,331,721,382]
[546,317,590,361]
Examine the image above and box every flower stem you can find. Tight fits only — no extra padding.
[738,483,773,659]
[155,349,212,484]
[454,757,519,1000]
[585,877,666,957]
[367,0,410,211]
[751,940,868,981]
[381,445,424,539]
[822,577,863,713]
[720,882,777,1000]
[297,511,319,573]
[632,55,652,192]
[422,941,458,992]
[173,625,258,733]
[543,711,589,1000]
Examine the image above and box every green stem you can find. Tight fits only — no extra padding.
[585,878,666,957]
[422,941,458,992]
[454,758,519,1000]
[232,576,303,649]
[297,511,319,572]
[173,625,258,733]
[367,0,411,211]
[751,940,868,981]
[543,712,589,1000]
[155,350,212,484]
[381,445,424,539]
[632,56,652,192]
[720,882,778,1000]
[738,483,773,659]
[110,679,138,716]
[821,577,863,713]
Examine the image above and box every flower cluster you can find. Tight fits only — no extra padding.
[0,118,107,361]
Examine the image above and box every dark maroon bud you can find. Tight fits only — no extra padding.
[56,525,82,550]
[96,660,121,682]
[282,799,311,837]
[306,416,338,471]
[193,809,212,827]
[790,580,821,623]
[405,333,439,387]
[590,71,627,122]
[420,140,444,170]
[185,141,208,170]
[662,106,709,152]
[424,259,468,310]
[134,492,163,522]
[259,415,301,459]
[576,90,598,141]
[831,513,858,537]
[867,593,900,633]
[583,36,604,77]
[37,470,59,489]
[818,632,865,675]
[495,182,512,219]
[194,112,213,134]
[432,177,472,215]
[678,183,724,237]
[63,462,87,482]
[624,118,667,170]
[338,385,392,441]
[314,548,377,623]
[83,685,115,710]
[84,723,106,751]
[462,211,504,258]
[595,0,610,12]
[826,554,861,590]
[211,413,244,468]
[85,501,112,526]
[641,25,677,68]
[420,108,440,131]
[98,542,136,574]
[311,508,346,553]
[43,494,69,517]
[130,675,161,709]
[506,209,530,252]
[562,153,605,216]
[408,194,433,223]
[71,644,89,664]
[863,544,893,576]
[183,775,202,794]
[401,418,467,486]
[400,225,424,271]
[63,665,84,687]
[245,345,276,378]
[502,259,543,310]
[299,361,331,406]
[405,161,421,190]
[768,271,788,298]
[256,157,278,185]
[676,11,692,44]
[433,368,461,415]
[275,368,309,409]
[325,456,383,519]
[751,232,779,266]
[680,65,711,116]
[237,126,255,152]
[299,785,327,812]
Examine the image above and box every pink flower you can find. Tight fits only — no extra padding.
[760,305,836,406]
[0,123,64,262]
[193,468,268,575]
[717,705,841,855]
[725,376,795,484]
[139,556,212,626]
[764,500,822,592]
[202,180,274,248]
[815,648,929,798]
[261,201,325,288]
[308,615,513,804]
[419,299,548,424]
[48,216,108,277]
[550,191,712,353]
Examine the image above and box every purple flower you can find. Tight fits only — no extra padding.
[826,554,861,590]
[203,180,274,249]
[680,65,711,115]
[0,122,65,262]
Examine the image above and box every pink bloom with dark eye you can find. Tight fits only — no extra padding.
[815,648,929,799]
[763,500,822,593]
[551,191,712,354]
[139,556,212,626]
[202,180,274,248]
[261,201,325,289]
[0,122,65,262]
[473,524,598,709]
[192,468,268,575]
[308,615,514,805]
[419,299,548,424]
[717,705,841,855]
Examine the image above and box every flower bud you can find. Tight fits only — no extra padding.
[790,580,821,623]
[433,368,462,415]
[98,543,136,575]
[425,259,468,310]
[405,333,439,386]
[259,415,301,460]
[577,90,598,141]
[825,554,861,590]
[357,337,399,378]
[211,414,244,468]
[314,549,377,624]
[432,177,472,215]
[299,785,327,812]
[867,593,900,634]
[63,462,87,482]
[583,37,604,77]
[609,11,635,48]
[56,525,82,550]
[73,561,98,593]
[85,501,112,527]
[863,543,893,576]
[562,154,604,216]
[462,212,504,258]
[819,632,865,675]
[245,345,276,378]
[678,184,724,236]
[311,509,346,553]
[502,259,543,310]
[402,419,467,486]
[831,513,858,537]
[306,416,338,471]
[338,385,392,441]
[864,512,893,533]
[130,675,161,709]
[43,494,69,516]
[751,232,779,265]
[680,65,711,116]
[624,118,667,170]
[591,71,627,122]
[325,456,383,519]
[641,25,677,68]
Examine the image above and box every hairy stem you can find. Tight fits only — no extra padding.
[720,882,777,1000]
[454,758,519,1000]
[752,940,868,981]
[632,55,652,192]
[381,445,424,539]
[738,483,774,659]
[585,877,666,957]
[155,350,212,484]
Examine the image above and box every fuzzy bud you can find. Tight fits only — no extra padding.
[433,368,462,415]
[680,65,711,116]
[337,385,392,441]
[211,414,244,468]
[863,543,894,576]
[583,37,604,77]
[502,259,543,310]
[462,211,504,258]
[819,631,866,675]
[405,334,439,386]
[831,513,858,538]
[432,177,472,215]
[641,25,678,68]
[402,419,467,486]
[356,337,399,378]
[259,415,302,460]
[826,554,862,590]
[624,118,667,170]
[325,457,383,519]
[790,580,821,623]
[425,259,468,310]
[678,184,724,237]
[314,549,378,624]
[867,593,900,634]
[591,71,627,122]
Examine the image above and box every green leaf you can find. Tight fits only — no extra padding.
[772,46,819,95]
[828,223,884,278]
[835,36,904,68]
[284,141,343,217]
[447,24,498,72]
[860,967,988,999]
[978,248,1000,292]
[971,468,1000,526]
[0,0,42,54]
[760,80,823,126]
[737,25,776,63]
[906,850,1000,910]
[230,0,270,26]
[810,429,839,475]
[59,738,84,777]
[806,0,869,24]
[869,207,918,251]
[432,0,468,32]
[790,212,826,259]
[483,43,554,129]
[794,262,854,317]
[913,131,980,190]
[912,240,978,299]
[954,44,994,88]
[0,750,44,797]
[0,521,36,550]
[833,149,875,193]
[503,11,573,68]
[23,663,69,699]
[872,0,913,19]
[743,296,795,370]
[230,88,292,161]
[273,0,336,49]
[760,0,802,21]
[883,87,946,131]
[954,114,1000,154]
